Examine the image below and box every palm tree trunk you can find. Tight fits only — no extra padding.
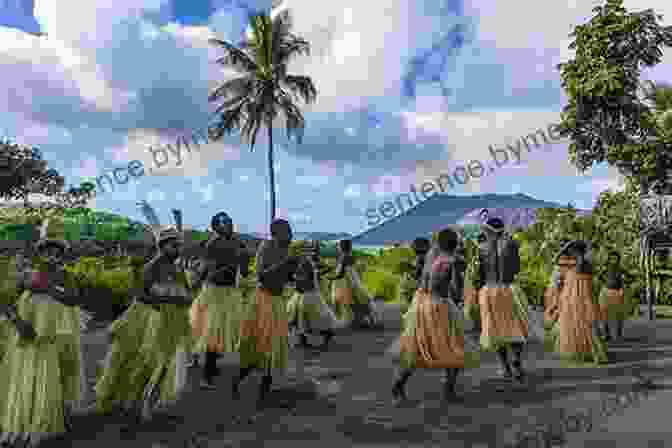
[267,122,276,223]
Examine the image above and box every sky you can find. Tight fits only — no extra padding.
[1,0,671,236]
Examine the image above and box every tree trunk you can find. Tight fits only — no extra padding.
[267,123,276,224]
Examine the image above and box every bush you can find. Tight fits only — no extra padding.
[361,268,399,302]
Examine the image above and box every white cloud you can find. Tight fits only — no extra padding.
[344,184,361,198]
[146,189,165,202]
[295,175,329,188]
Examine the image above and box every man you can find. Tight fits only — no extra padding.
[391,227,479,405]
[475,218,528,382]
[188,212,250,389]
[233,219,299,415]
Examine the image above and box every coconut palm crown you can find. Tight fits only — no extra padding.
[208,10,317,222]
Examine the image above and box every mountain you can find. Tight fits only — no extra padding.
[351,193,590,246]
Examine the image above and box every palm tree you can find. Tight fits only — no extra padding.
[208,10,317,223]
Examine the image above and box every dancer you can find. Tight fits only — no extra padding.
[189,212,250,389]
[398,238,431,306]
[543,240,572,351]
[95,255,157,415]
[133,227,195,421]
[286,240,344,350]
[598,251,628,341]
[463,232,486,329]
[329,239,376,327]
[0,225,89,447]
[233,219,299,415]
[391,227,479,406]
[551,240,607,364]
[475,218,529,382]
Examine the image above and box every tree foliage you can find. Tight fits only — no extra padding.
[0,139,65,202]
[556,0,672,188]
[208,10,317,222]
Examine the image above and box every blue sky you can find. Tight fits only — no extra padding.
[1,0,671,236]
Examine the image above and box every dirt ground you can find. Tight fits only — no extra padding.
[20,306,672,448]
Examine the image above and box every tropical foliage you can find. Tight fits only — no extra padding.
[555,0,672,189]
[208,10,317,222]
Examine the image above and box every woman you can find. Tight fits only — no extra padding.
[551,240,608,364]
[0,227,87,447]
[286,240,344,350]
[95,256,156,415]
[543,241,573,351]
[390,227,480,405]
[598,251,628,341]
[189,212,249,389]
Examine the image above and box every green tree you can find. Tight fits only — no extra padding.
[208,11,317,223]
[556,0,672,189]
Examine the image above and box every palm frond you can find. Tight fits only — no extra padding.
[209,77,255,102]
[209,38,258,74]
[282,75,317,105]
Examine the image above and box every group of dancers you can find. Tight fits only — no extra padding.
[390,216,629,404]
[0,210,378,447]
[0,210,632,446]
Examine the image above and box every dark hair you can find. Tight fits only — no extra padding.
[437,228,459,252]
[211,212,232,229]
[338,239,352,252]
[35,240,66,254]
[270,219,291,236]
[412,237,430,254]
[485,217,505,229]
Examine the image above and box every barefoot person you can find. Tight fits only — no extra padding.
[551,240,608,364]
[475,218,529,382]
[390,227,479,406]
[189,212,250,389]
[328,240,377,327]
[233,219,299,414]
[0,223,89,447]
[598,251,628,342]
[287,240,344,350]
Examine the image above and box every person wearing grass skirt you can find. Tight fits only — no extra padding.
[233,219,299,412]
[550,240,607,364]
[598,251,627,342]
[0,235,89,447]
[286,240,344,350]
[95,257,157,415]
[328,239,375,326]
[128,227,194,421]
[188,212,250,389]
[390,227,480,406]
[399,238,431,308]
[463,233,485,331]
[474,218,528,382]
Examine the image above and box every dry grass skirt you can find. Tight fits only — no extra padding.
[238,287,289,372]
[389,288,480,369]
[553,271,608,365]
[190,283,244,353]
[478,284,529,351]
